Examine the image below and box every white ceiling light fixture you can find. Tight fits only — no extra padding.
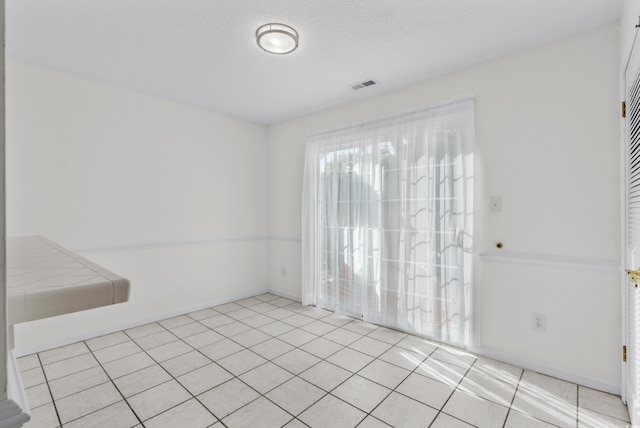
[256,23,299,55]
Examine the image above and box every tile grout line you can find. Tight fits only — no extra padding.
[36,353,64,428]
[501,366,525,428]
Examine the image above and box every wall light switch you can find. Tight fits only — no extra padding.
[490,196,502,213]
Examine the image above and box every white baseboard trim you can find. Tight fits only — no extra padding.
[13,288,299,358]
[470,345,621,395]
[0,352,30,428]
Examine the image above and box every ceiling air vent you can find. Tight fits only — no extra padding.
[351,79,378,90]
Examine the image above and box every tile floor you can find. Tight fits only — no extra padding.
[18,293,630,428]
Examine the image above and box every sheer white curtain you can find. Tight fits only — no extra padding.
[302,99,475,346]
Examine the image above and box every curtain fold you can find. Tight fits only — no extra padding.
[302,99,475,347]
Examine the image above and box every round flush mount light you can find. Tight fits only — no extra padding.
[256,23,298,55]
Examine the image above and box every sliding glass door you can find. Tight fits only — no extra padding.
[302,99,475,346]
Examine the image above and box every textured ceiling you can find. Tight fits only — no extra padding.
[7,0,622,125]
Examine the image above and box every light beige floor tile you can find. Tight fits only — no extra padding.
[250,302,280,314]
[63,400,139,428]
[133,331,178,351]
[284,301,306,313]
[322,314,354,327]
[113,364,172,398]
[357,359,410,389]
[234,297,263,307]
[250,338,295,360]
[443,390,509,428]
[182,330,224,349]
[230,329,271,347]
[472,355,523,385]
[169,321,209,339]
[342,320,379,335]
[158,315,193,329]
[125,323,165,339]
[146,340,192,362]
[265,377,326,416]
[395,334,439,357]
[199,314,234,329]
[458,367,518,407]
[265,308,298,320]
[238,362,293,394]
[48,366,109,400]
[431,346,477,370]
[366,327,407,344]
[332,375,391,413]
[299,394,366,428]
[415,357,468,387]
[300,307,332,319]
[127,380,191,421]
[39,342,89,366]
[372,391,438,427]
[43,353,99,381]
[55,382,122,423]
[255,293,279,302]
[22,366,46,388]
[199,338,244,361]
[211,302,242,314]
[300,337,343,359]
[272,349,321,374]
[242,314,276,328]
[160,350,211,377]
[177,362,234,396]
[222,396,292,428]
[578,407,629,428]
[93,340,142,364]
[85,331,130,351]
[300,320,337,336]
[282,418,309,427]
[379,346,426,371]
[396,372,454,409]
[357,416,393,427]
[186,308,218,321]
[198,378,260,419]
[281,313,315,327]
[504,410,562,428]
[214,321,253,337]
[102,352,156,379]
[22,402,59,428]
[326,348,374,373]
[212,302,243,313]
[578,386,629,422]
[277,329,317,347]
[269,297,297,308]
[258,320,296,336]
[512,371,578,428]
[144,399,217,428]
[431,413,475,428]
[18,354,41,372]
[323,328,362,346]
[26,383,52,409]
[225,307,259,321]
[348,336,392,357]
[217,349,267,376]
[299,360,352,392]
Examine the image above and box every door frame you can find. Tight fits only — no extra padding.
[621,11,640,410]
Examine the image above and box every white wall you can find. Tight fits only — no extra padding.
[7,61,269,351]
[268,23,621,390]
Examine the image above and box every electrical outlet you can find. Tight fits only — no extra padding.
[532,313,546,331]
[281,266,286,276]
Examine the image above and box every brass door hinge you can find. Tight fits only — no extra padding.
[623,101,627,118]
[623,345,627,362]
